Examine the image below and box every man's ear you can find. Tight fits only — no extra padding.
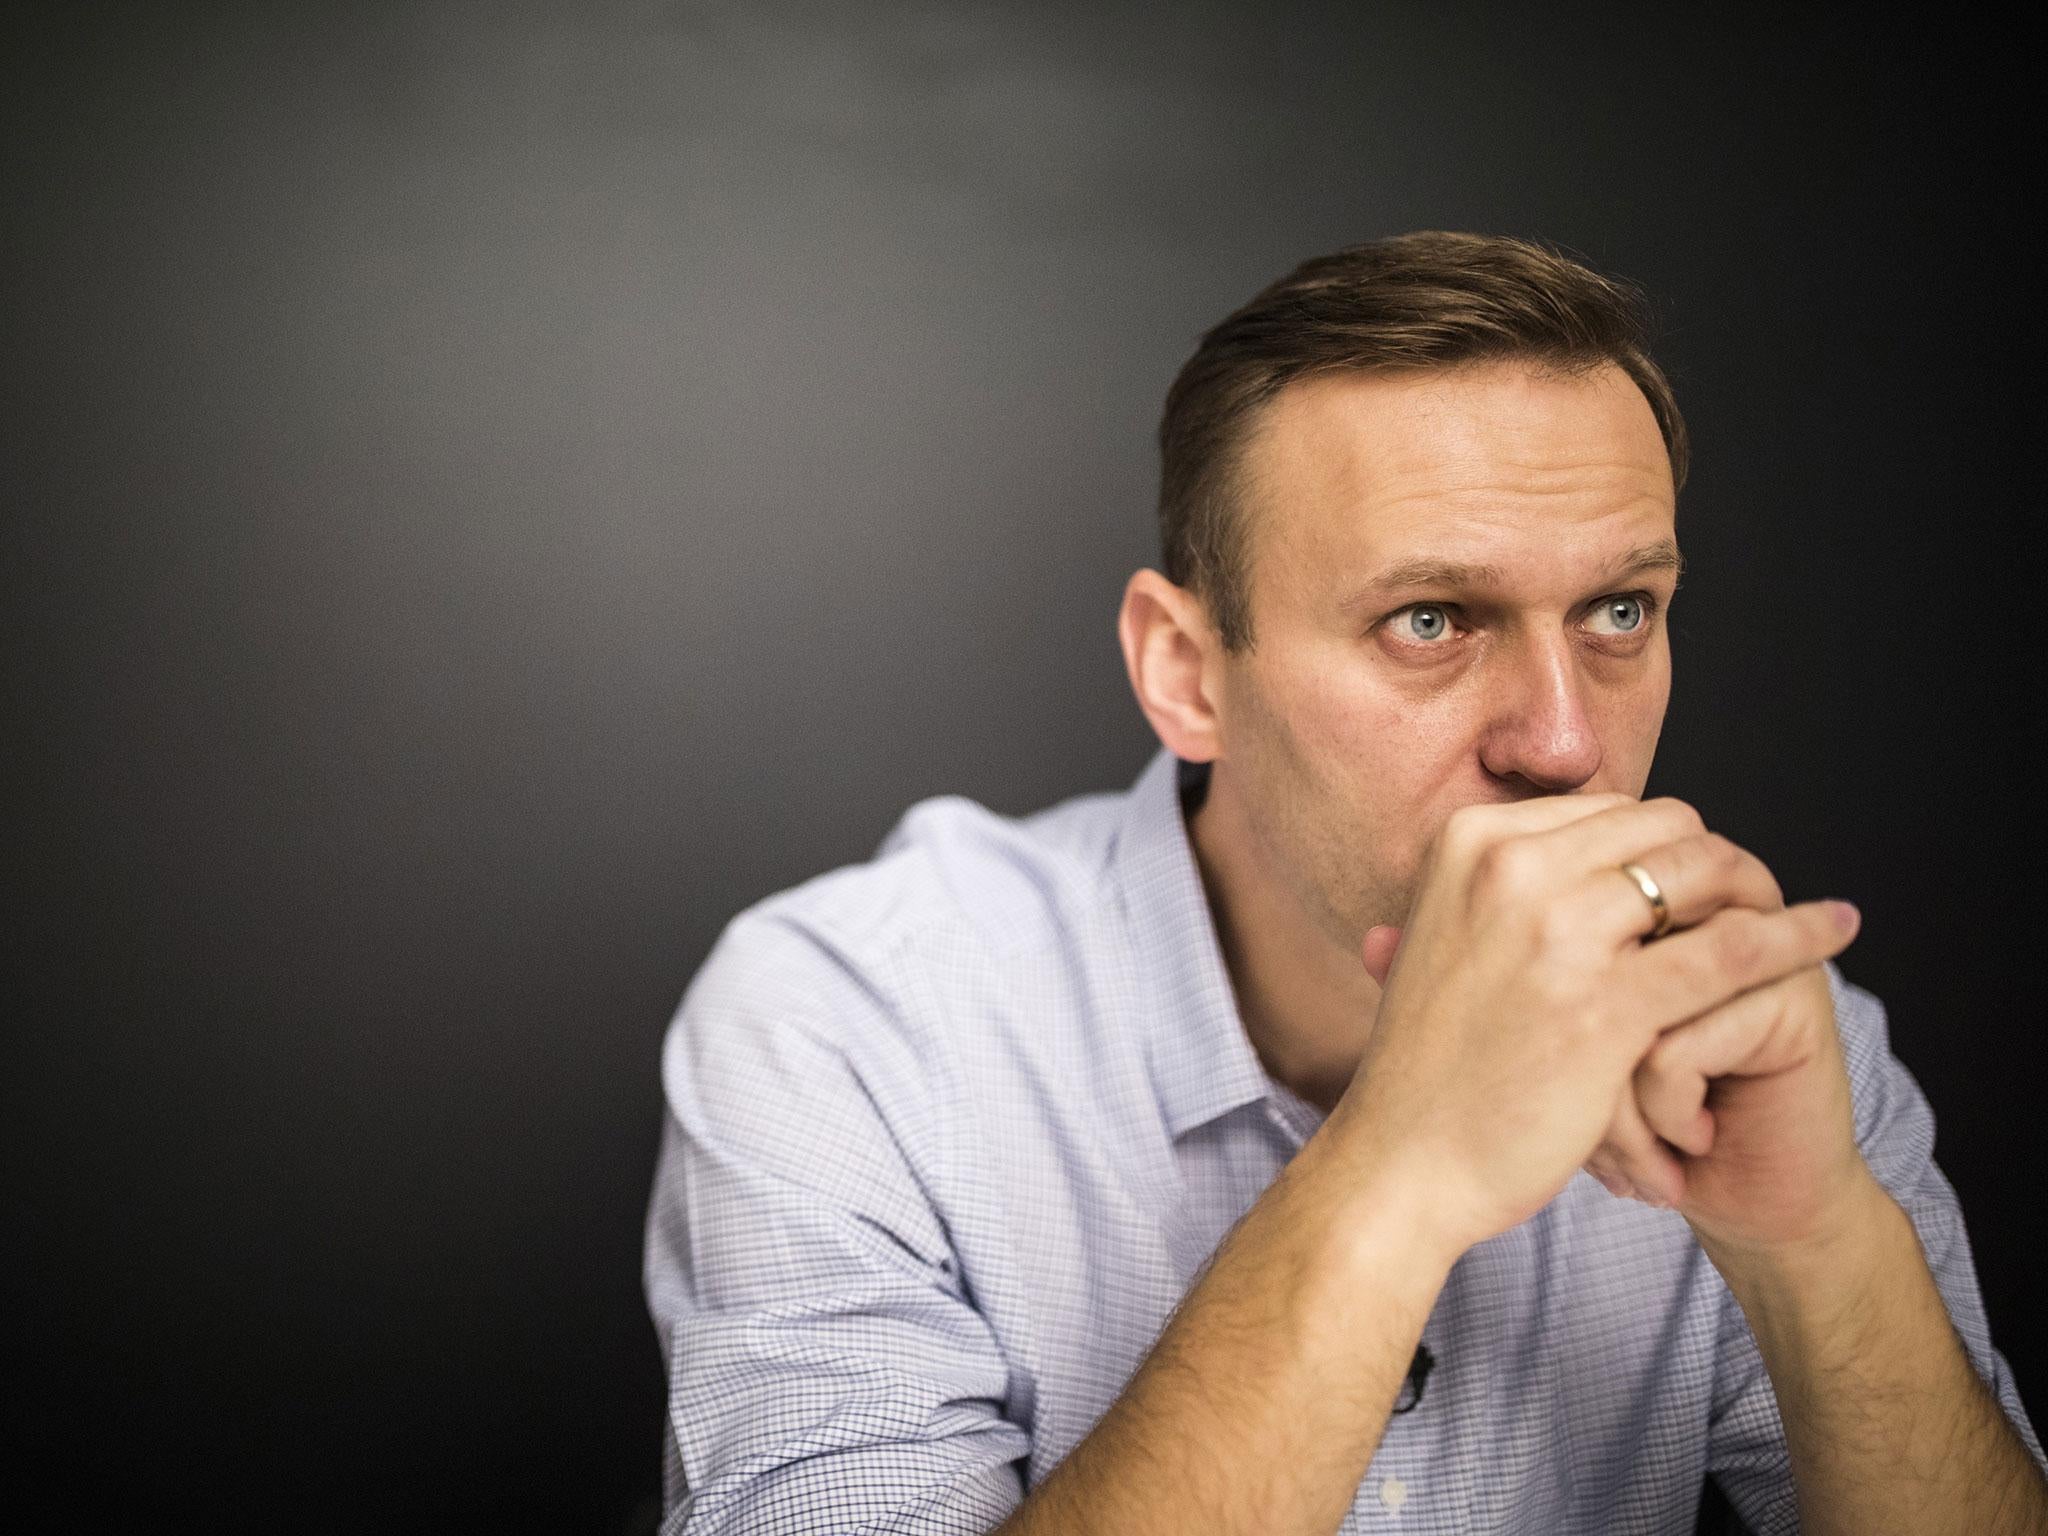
[1117,568,1223,763]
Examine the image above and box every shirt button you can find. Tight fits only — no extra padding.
[1379,1475,1410,1514]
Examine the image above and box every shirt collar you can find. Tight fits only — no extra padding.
[1110,745,1274,1140]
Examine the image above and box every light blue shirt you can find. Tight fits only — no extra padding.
[642,745,2045,1533]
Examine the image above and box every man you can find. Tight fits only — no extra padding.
[642,232,2048,1534]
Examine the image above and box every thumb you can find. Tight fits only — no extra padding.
[1362,924,1404,986]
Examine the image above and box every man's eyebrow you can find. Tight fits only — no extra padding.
[1336,538,1685,610]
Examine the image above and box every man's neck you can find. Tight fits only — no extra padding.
[1181,761,1383,1117]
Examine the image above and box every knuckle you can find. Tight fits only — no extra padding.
[1710,910,1767,976]
[1533,897,1583,956]
[1711,834,1787,911]
[1746,851,1788,909]
[1702,831,1742,871]
[1633,1039,1672,1088]
[1540,897,1581,958]
[1529,951,1590,1014]
[1675,939,1722,997]
[1529,954,1581,1009]
[1471,837,1542,903]
[1574,1000,1619,1052]
[1434,804,1481,864]
[1653,796,1708,837]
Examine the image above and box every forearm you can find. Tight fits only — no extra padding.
[993,1127,1455,1536]
[1704,1174,2048,1536]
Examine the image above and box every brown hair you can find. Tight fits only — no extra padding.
[1156,231,1689,654]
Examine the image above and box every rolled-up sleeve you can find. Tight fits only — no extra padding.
[1706,959,2047,1534]
[642,909,1030,1535]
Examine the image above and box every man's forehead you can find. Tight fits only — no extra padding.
[1240,361,1674,586]
[1331,535,1684,618]
[1249,361,1665,488]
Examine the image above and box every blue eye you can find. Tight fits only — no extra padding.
[1382,592,1662,650]
[1589,595,1648,635]
[1404,605,1452,642]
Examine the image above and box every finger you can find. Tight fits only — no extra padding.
[1632,1050,1715,1159]
[1435,797,1698,948]
[1620,898,1856,1042]
[1598,1074,1688,1207]
[1432,791,1635,879]
[1361,924,1402,986]
[1583,1089,1634,1196]
[1638,964,1824,1096]
[1584,1160,1631,1199]
[1571,830,1787,953]
[1490,794,1708,894]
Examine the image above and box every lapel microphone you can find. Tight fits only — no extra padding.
[1391,1342,1435,1414]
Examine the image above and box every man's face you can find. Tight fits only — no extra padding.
[1211,358,1678,951]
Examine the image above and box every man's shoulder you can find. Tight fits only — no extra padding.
[696,774,1130,1015]
[668,770,1136,1095]
[737,771,1131,972]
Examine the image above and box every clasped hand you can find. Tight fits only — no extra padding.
[1341,793,1873,1260]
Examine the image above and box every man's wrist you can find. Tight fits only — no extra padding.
[1690,1167,1898,1300]
[1297,1118,1467,1303]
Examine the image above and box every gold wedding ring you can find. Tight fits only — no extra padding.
[1618,861,1673,939]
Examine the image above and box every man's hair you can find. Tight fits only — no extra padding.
[1156,230,1689,654]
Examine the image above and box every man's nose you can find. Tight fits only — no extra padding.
[1475,631,1604,794]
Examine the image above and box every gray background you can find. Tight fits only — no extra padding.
[5,3,2038,1531]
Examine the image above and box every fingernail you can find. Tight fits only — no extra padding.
[1829,900,1861,936]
